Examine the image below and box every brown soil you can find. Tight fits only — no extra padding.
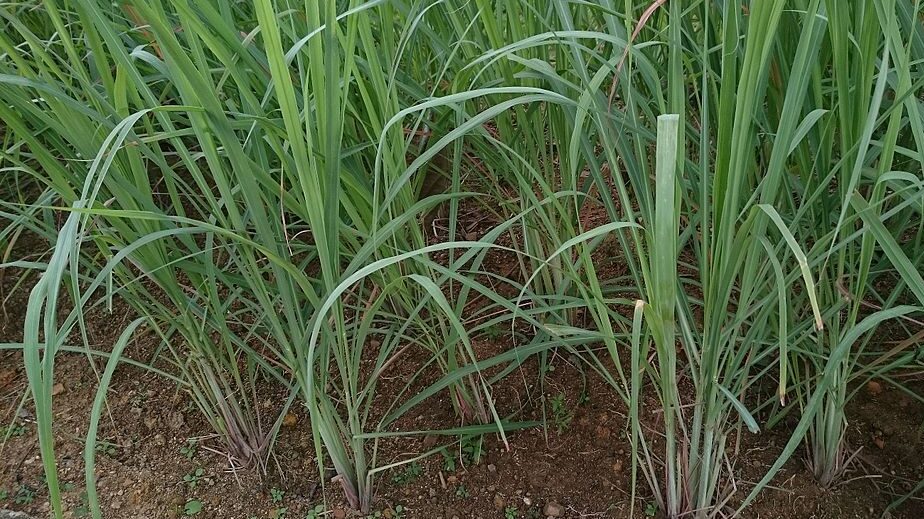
[2,221,924,519]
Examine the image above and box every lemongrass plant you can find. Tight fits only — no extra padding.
[0,0,567,515]
[454,0,923,517]
[796,0,924,486]
[621,1,924,515]
[618,1,923,515]
[3,1,924,519]
[0,0,301,469]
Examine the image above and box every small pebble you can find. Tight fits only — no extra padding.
[544,501,564,517]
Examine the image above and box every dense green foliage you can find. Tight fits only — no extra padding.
[1,1,923,518]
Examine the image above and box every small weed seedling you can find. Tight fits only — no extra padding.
[440,448,457,472]
[483,325,505,340]
[2,422,26,440]
[549,393,573,434]
[14,485,36,505]
[577,389,590,406]
[270,487,285,503]
[644,501,658,517]
[391,462,422,485]
[74,491,90,518]
[504,505,519,519]
[183,468,205,489]
[365,505,404,519]
[460,434,484,465]
[180,439,198,459]
[0,487,8,501]
[455,484,469,498]
[95,441,117,457]
[305,504,325,519]
[184,499,202,516]
[270,506,287,518]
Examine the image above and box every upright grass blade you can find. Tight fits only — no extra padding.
[640,113,682,517]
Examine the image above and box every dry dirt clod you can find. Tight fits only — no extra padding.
[51,382,65,395]
[0,511,33,519]
[332,509,346,519]
[0,369,17,389]
[866,380,883,396]
[594,425,612,443]
[493,493,506,511]
[168,411,184,429]
[544,501,564,517]
[873,432,885,449]
[282,412,298,427]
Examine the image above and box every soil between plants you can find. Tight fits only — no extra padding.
[2,228,923,519]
